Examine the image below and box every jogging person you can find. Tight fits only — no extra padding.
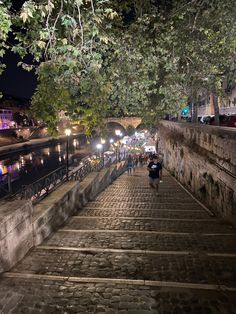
[147,155,162,194]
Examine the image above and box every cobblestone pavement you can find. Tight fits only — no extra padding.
[1,168,236,313]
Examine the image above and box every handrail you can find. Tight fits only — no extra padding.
[19,159,105,203]
[68,160,104,181]
[20,166,67,202]
[215,162,236,179]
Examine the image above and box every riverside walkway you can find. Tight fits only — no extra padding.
[0,167,236,313]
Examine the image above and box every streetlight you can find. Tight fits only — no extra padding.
[115,129,121,136]
[65,128,71,181]
[115,131,123,161]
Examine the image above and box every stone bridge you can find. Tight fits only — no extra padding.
[106,117,142,130]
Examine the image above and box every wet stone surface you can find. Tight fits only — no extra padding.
[0,278,236,314]
[84,201,212,210]
[78,207,210,219]
[0,167,236,313]
[10,248,236,286]
[65,216,234,234]
[44,231,236,253]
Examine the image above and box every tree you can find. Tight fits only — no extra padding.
[0,0,11,92]
[1,0,236,130]
[164,0,236,124]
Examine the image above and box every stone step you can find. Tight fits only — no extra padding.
[95,196,195,202]
[9,248,236,288]
[98,189,187,194]
[1,276,236,314]
[43,230,236,253]
[106,183,181,188]
[78,208,209,219]
[88,197,198,204]
[110,182,180,187]
[64,216,234,234]
[84,201,202,210]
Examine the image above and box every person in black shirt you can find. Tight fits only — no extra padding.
[147,155,162,194]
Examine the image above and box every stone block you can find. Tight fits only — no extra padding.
[0,200,33,272]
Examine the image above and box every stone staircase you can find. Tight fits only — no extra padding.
[0,168,236,313]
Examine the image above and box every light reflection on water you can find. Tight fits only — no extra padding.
[0,138,86,196]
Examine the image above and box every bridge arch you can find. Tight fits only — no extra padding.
[106,122,126,136]
[136,123,147,131]
[106,117,142,130]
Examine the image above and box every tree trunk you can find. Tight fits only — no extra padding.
[177,110,182,121]
[191,102,198,123]
[211,87,220,126]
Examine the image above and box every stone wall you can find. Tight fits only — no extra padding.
[0,200,33,273]
[158,121,236,223]
[0,161,127,273]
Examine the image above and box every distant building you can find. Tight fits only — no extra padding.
[0,94,33,129]
[0,108,13,129]
[197,88,236,117]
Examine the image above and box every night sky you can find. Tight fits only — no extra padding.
[0,52,37,99]
[0,0,37,99]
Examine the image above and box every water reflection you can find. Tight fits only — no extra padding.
[0,137,86,197]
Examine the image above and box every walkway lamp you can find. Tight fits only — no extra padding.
[115,129,121,137]
[65,128,71,181]
[96,143,103,159]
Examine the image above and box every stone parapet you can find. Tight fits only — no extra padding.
[158,121,236,223]
[0,200,33,273]
[0,161,127,273]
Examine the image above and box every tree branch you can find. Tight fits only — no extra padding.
[76,1,84,48]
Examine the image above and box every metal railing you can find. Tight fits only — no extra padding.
[20,166,67,202]
[69,159,104,181]
[19,159,104,203]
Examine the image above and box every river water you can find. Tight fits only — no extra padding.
[0,135,89,197]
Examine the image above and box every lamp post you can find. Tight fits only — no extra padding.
[115,130,123,162]
[65,128,71,181]
[101,139,106,166]
[115,129,121,137]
